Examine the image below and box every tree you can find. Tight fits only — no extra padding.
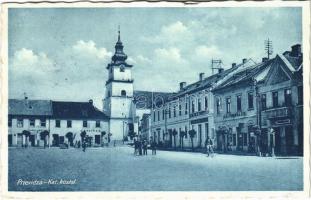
[65,132,74,147]
[172,129,178,149]
[22,130,31,148]
[40,130,49,148]
[80,131,87,143]
[179,131,186,150]
[101,131,106,146]
[188,129,197,151]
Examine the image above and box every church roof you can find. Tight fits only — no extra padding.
[9,99,52,116]
[52,101,109,120]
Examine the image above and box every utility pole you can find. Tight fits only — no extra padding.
[265,39,273,59]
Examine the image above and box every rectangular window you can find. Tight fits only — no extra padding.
[153,111,156,122]
[173,106,176,117]
[248,92,254,109]
[162,110,165,120]
[67,120,72,128]
[185,102,188,115]
[8,117,12,127]
[272,91,278,108]
[226,97,231,113]
[205,123,209,139]
[216,97,221,114]
[40,119,46,127]
[83,120,88,128]
[96,121,100,128]
[192,100,195,113]
[17,118,23,128]
[205,96,208,110]
[198,98,201,112]
[284,89,292,106]
[298,86,303,105]
[55,120,61,128]
[261,94,267,110]
[169,107,171,118]
[29,118,35,127]
[237,95,242,112]
[179,104,182,116]
[233,134,237,146]
[158,110,160,121]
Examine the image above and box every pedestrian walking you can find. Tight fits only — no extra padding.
[151,140,157,155]
[205,137,214,157]
[143,139,148,155]
[138,140,143,156]
[134,139,139,156]
[82,140,86,152]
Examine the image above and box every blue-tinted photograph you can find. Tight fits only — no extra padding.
[8,7,303,191]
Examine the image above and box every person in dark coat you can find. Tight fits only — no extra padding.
[151,140,157,155]
[134,139,138,156]
[143,140,148,155]
[138,139,143,155]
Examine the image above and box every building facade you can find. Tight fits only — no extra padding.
[213,44,303,156]
[8,99,109,147]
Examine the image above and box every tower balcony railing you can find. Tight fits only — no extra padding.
[106,78,134,84]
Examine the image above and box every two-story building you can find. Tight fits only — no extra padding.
[8,98,109,147]
[260,44,303,155]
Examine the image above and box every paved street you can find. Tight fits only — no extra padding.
[9,146,303,191]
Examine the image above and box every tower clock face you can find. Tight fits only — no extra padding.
[120,65,125,72]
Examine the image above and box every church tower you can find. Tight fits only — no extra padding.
[103,28,135,141]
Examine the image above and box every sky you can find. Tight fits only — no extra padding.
[8,7,302,109]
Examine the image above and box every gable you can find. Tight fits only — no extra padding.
[265,62,291,86]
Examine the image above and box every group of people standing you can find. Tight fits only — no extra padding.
[134,137,157,156]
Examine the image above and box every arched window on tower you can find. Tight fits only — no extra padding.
[121,90,126,97]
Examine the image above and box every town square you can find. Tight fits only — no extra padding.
[4,4,308,194]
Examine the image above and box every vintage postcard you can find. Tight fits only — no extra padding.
[0,1,310,199]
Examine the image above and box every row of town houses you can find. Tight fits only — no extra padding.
[140,44,303,156]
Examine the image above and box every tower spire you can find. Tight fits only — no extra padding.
[118,25,121,42]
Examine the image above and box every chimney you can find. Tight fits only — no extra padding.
[89,99,93,105]
[242,58,247,64]
[218,68,224,74]
[291,44,301,57]
[199,73,205,81]
[232,63,236,68]
[179,82,186,90]
[262,57,268,62]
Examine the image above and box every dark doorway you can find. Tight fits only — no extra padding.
[8,135,12,146]
[274,127,281,155]
[285,126,293,155]
[29,135,35,147]
[52,134,59,146]
[95,135,100,144]
[237,127,243,151]
[59,136,65,144]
